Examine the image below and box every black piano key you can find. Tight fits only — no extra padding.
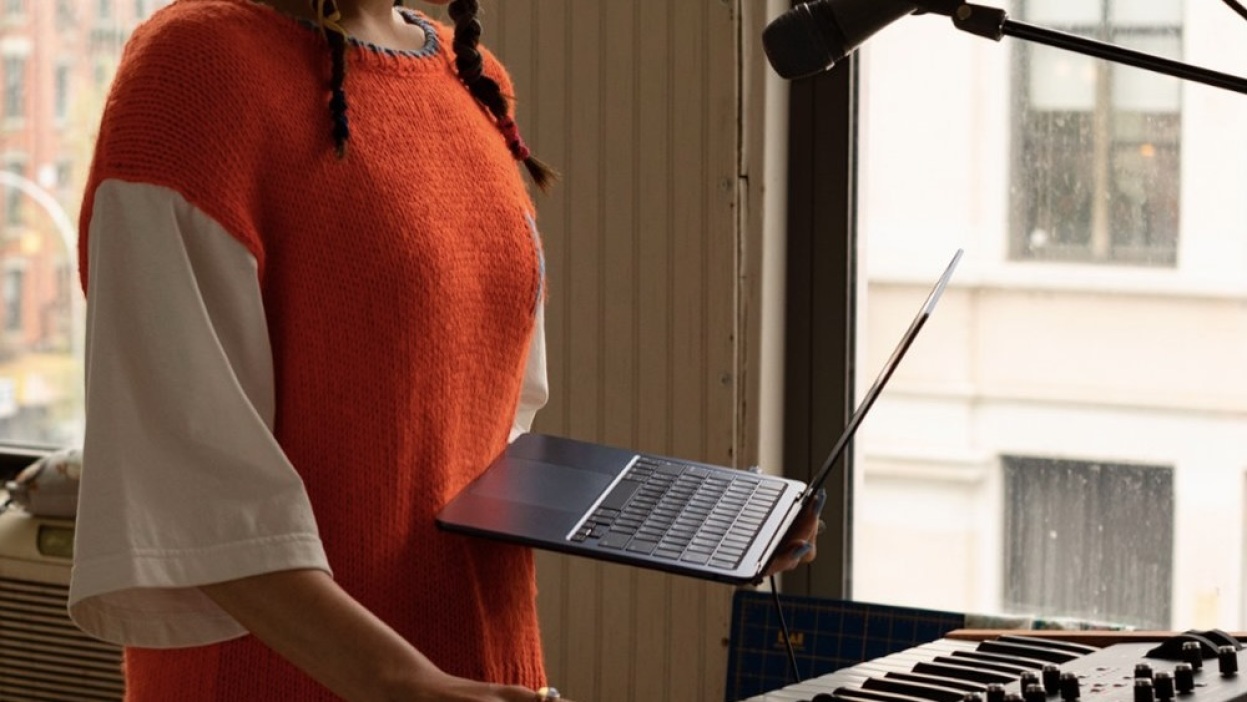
[994,635,1100,656]
[950,650,1046,670]
[832,686,932,702]
[862,676,970,702]
[932,656,1030,676]
[976,640,1080,664]
[912,662,1016,685]
[883,671,987,693]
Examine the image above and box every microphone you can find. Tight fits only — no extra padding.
[762,0,920,80]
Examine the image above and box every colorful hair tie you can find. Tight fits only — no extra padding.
[498,116,531,161]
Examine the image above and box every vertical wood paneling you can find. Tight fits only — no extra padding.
[633,1,676,699]
[599,1,640,697]
[472,2,756,699]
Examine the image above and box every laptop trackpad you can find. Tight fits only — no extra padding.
[469,457,613,513]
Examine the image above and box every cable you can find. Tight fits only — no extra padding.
[1221,0,1247,23]
[769,574,802,684]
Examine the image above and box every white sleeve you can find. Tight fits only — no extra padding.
[509,302,549,443]
[68,180,330,649]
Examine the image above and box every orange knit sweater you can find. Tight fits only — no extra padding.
[79,1,545,698]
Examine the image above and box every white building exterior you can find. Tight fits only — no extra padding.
[851,0,1247,630]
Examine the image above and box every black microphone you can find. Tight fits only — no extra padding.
[762,0,919,80]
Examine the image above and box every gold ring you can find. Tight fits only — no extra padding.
[537,686,561,700]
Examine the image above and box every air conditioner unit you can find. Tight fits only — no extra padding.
[0,504,123,701]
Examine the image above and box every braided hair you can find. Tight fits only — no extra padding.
[310,0,557,191]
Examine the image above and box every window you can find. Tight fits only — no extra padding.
[3,265,23,333]
[53,64,69,123]
[1002,456,1173,628]
[1011,0,1183,265]
[4,161,23,227]
[56,0,75,29]
[852,0,1247,631]
[0,3,139,446]
[4,0,22,19]
[3,55,25,121]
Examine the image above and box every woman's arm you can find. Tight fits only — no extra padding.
[200,569,547,702]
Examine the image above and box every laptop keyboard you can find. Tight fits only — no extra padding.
[569,456,786,570]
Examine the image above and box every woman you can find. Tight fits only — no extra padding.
[68,1,820,699]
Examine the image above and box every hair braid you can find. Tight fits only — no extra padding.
[448,0,557,191]
[312,0,351,158]
[327,31,350,158]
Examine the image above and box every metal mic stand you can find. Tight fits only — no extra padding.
[911,0,1247,96]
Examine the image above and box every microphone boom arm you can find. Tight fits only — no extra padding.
[912,0,1247,96]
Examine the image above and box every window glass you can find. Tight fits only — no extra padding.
[0,1,163,445]
[855,1,1247,630]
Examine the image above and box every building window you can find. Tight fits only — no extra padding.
[55,160,73,190]
[3,162,23,227]
[3,55,25,121]
[1002,455,1173,628]
[1011,0,1183,266]
[3,265,22,334]
[56,0,76,29]
[4,0,22,18]
[98,0,113,21]
[54,64,70,123]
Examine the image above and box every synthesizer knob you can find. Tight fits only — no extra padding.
[1134,678,1155,702]
[987,683,1007,702]
[1005,693,1025,702]
[1219,644,1239,676]
[1021,672,1041,691]
[1060,672,1081,701]
[1182,641,1204,671]
[1136,663,1154,679]
[1175,663,1195,694]
[1025,683,1046,702]
[1153,671,1175,700]
[1042,664,1061,694]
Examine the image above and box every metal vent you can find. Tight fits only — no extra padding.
[0,576,123,701]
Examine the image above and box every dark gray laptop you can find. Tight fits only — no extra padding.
[437,249,963,584]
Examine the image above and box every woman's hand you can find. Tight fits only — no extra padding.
[409,673,572,702]
[200,569,577,702]
[762,488,827,576]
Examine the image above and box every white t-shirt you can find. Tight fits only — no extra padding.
[68,179,549,648]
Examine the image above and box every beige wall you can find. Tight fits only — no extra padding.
[463,1,776,700]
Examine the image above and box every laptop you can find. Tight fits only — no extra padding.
[437,249,963,584]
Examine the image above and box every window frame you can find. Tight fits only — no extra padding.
[780,50,858,598]
[1008,0,1185,266]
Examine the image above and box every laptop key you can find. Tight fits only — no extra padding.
[598,479,644,511]
[598,531,633,549]
[627,538,659,555]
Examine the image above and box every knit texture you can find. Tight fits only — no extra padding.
[79,0,546,698]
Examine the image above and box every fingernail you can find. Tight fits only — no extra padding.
[789,541,812,560]
[813,487,827,514]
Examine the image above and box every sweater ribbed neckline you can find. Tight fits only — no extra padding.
[237,0,446,72]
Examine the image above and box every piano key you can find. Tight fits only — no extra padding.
[861,675,972,701]
[931,656,1030,676]
[950,651,1046,670]
[994,635,1099,656]
[882,671,986,693]
[832,687,934,702]
[912,661,1017,684]
[976,640,1080,664]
